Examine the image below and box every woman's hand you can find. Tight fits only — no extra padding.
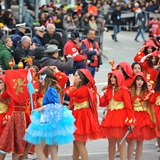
[68,74,75,86]
[101,86,107,91]
[38,106,44,112]
[2,120,7,126]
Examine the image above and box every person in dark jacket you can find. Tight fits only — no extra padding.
[39,44,74,71]
[13,36,35,64]
[134,7,147,42]
[11,23,26,49]
[111,3,121,42]
[32,25,45,46]
[42,23,64,57]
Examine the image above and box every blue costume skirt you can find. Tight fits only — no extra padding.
[24,103,76,145]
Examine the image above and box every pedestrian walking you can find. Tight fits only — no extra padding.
[134,7,147,42]
[111,3,121,42]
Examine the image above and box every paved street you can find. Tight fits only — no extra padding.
[6,31,160,159]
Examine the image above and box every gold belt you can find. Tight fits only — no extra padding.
[0,102,8,114]
[108,98,124,111]
[73,101,89,110]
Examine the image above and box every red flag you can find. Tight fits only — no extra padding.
[5,69,30,103]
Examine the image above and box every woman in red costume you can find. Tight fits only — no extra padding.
[140,50,159,82]
[116,62,133,88]
[99,70,135,160]
[134,40,157,62]
[150,71,160,153]
[63,69,102,160]
[131,62,142,75]
[0,75,13,138]
[127,72,156,160]
[0,75,14,160]
[0,69,38,160]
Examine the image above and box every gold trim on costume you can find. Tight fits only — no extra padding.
[108,98,124,111]
[0,102,8,113]
[156,96,160,106]
[73,101,89,110]
[133,98,147,111]
[146,73,151,80]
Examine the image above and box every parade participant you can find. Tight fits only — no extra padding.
[63,69,102,160]
[134,40,157,62]
[37,66,68,104]
[99,70,135,160]
[24,68,75,160]
[140,50,159,82]
[127,72,156,160]
[0,69,35,160]
[0,75,14,160]
[116,62,133,88]
[12,23,26,49]
[33,66,68,158]
[0,75,13,138]
[150,71,160,153]
[81,29,102,77]
[148,15,160,38]
[131,62,142,75]
[32,25,45,46]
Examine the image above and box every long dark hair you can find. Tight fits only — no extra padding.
[144,46,156,55]
[76,70,89,88]
[40,68,61,93]
[130,75,147,98]
[154,71,160,92]
[148,56,159,67]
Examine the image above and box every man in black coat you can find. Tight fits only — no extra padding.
[39,44,74,72]
[111,3,121,42]
[42,23,64,57]
[13,36,35,64]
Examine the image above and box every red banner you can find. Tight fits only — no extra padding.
[5,69,30,103]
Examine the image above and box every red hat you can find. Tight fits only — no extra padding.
[131,72,148,85]
[108,70,124,87]
[117,62,133,78]
[145,40,157,49]
[79,69,95,88]
[37,66,48,75]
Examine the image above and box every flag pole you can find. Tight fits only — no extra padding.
[27,69,35,111]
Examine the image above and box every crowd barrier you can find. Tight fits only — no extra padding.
[105,11,160,30]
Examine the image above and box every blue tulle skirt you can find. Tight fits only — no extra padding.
[24,103,76,145]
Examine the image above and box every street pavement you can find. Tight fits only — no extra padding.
[6,31,160,159]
